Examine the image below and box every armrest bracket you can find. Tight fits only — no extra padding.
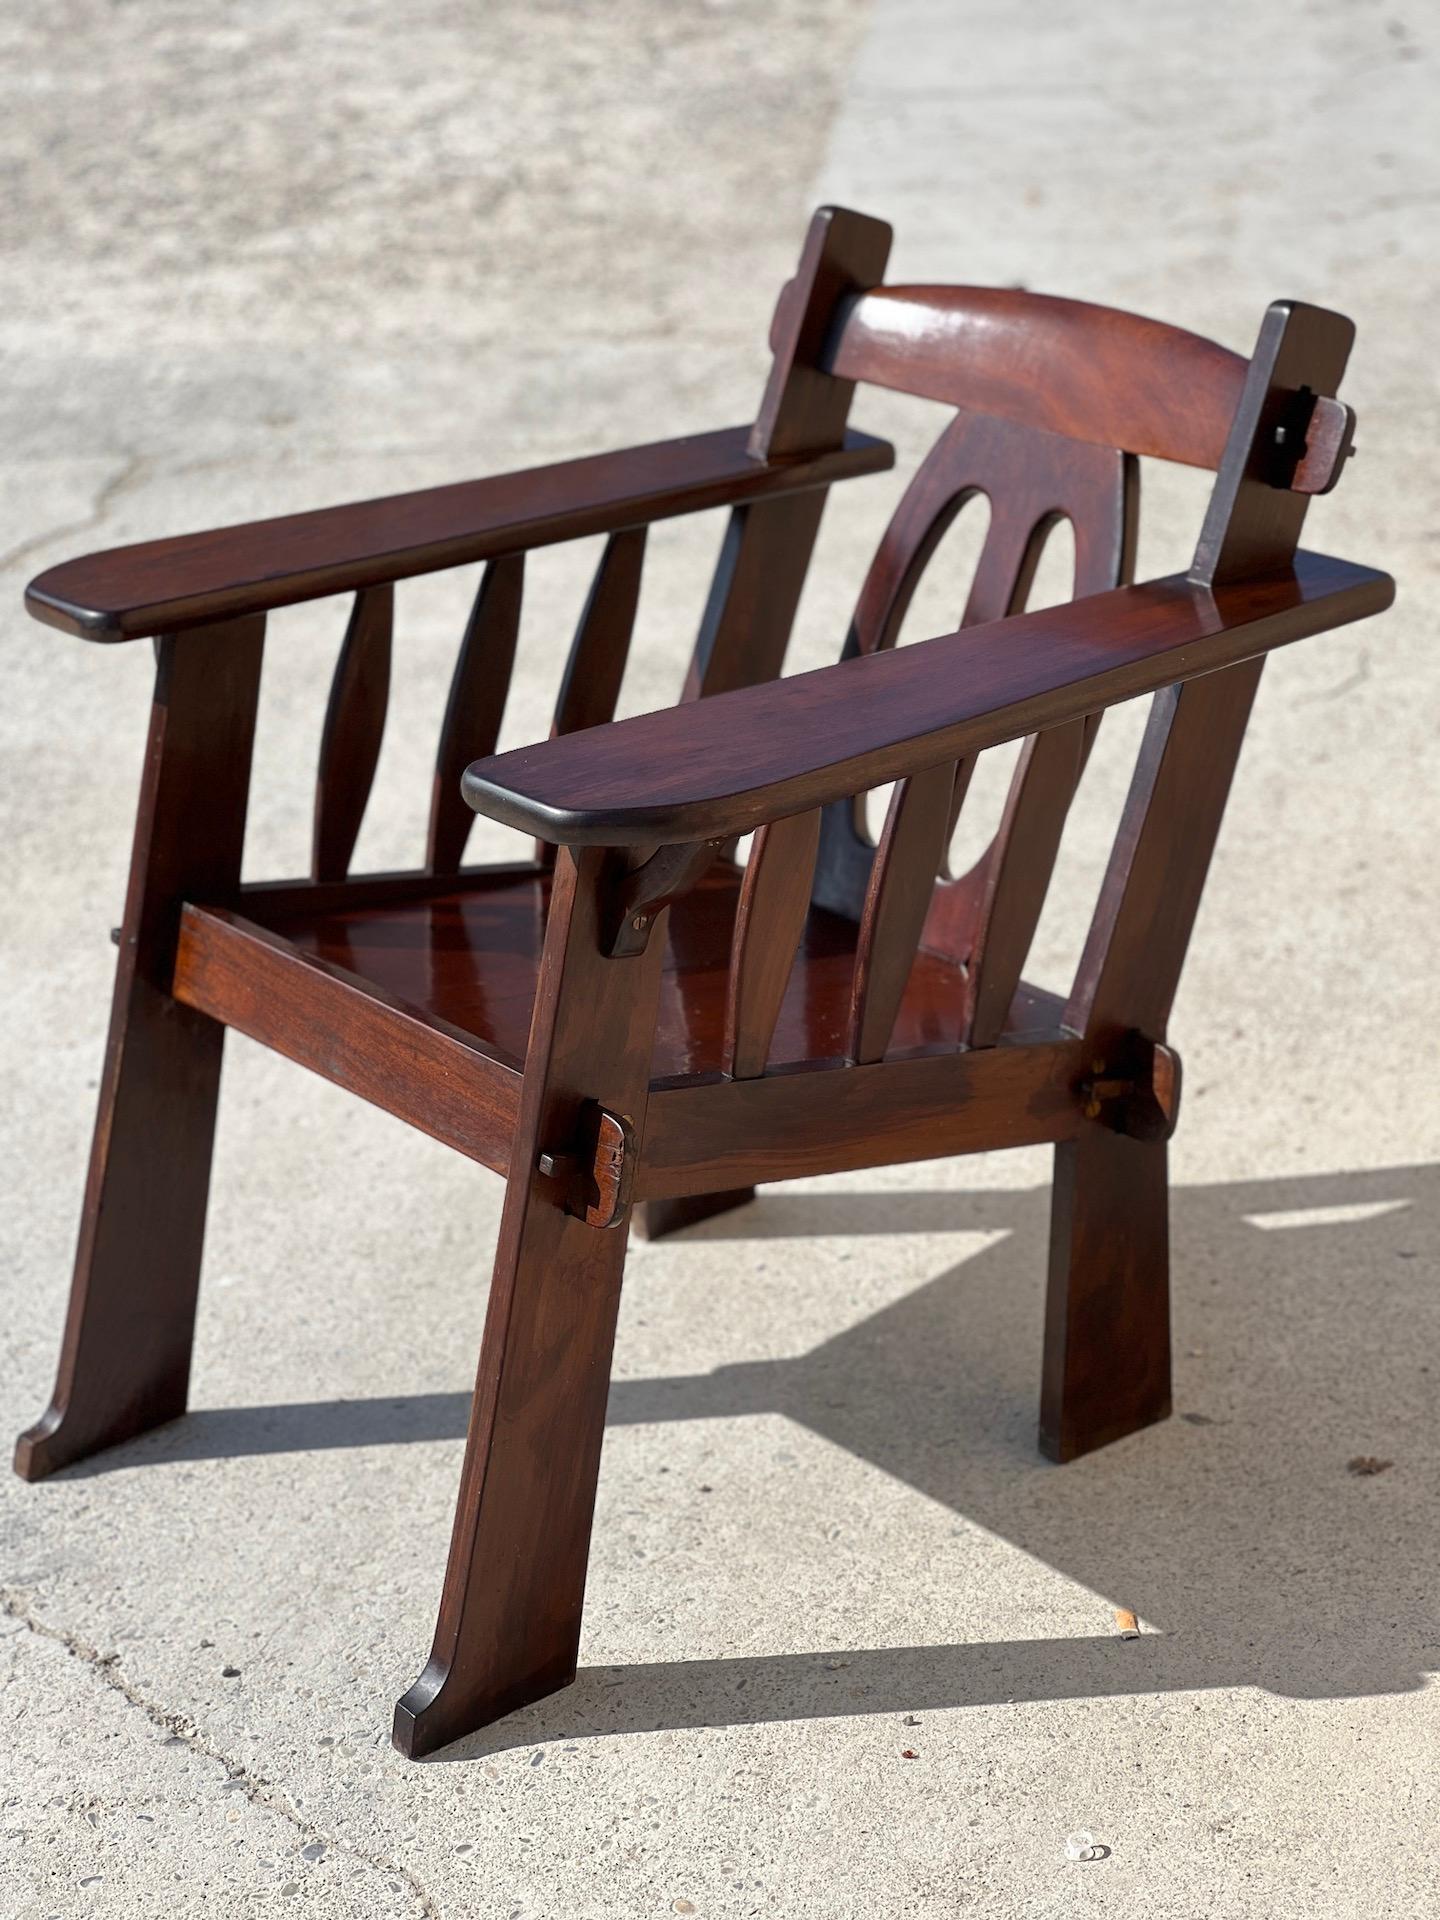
[601,839,726,957]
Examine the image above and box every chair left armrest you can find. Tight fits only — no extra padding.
[24,425,892,642]
[461,551,1395,848]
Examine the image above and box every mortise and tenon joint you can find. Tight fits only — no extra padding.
[537,1104,635,1229]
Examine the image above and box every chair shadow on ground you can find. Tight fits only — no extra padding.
[71,1162,1440,1758]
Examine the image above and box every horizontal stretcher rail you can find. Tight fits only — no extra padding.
[173,905,523,1176]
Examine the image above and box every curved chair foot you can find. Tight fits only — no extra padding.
[392,1653,575,1760]
[14,1389,187,1483]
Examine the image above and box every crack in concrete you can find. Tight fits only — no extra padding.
[0,1588,441,1918]
[0,452,149,578]
[1296,650,1371,704]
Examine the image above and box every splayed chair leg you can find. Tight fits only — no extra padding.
[1040,1125,1171,1463]
[16,620,263,1483]
[395,841,669,1758]
[393,1167,635,1758]
[14,1000,226,1481]
[635,1188,757,1240]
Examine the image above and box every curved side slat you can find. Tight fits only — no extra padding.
[724,808,821,1078]
[827,413,1135,1051]
[961,502,1059,629]
[552,529,646,738]
[828,285,1246,470]
[847,760,957,1064]
[312,584,393,882]
[963,722,1086,1045]
[922,441,1137,1028]
[427,556,524,874]
[812,412,988,921]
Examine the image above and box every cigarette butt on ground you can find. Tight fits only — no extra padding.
[1114,1608,1140,1639]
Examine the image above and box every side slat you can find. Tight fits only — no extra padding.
[924,445,1136,1024]
[961,502,1059,627]
[847,759,956,1064]
[428,556,524,874]
[812,413,987,922]
[683,493,828,703]
[963,721,1086,1045]
[724,809,821,1078]
[552,529,646,737]
[313,583,393,882]
[814,415,1130,929]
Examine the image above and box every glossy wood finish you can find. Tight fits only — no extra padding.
[814,412,1133,940]
[725,811,821,1078]
[1033,295,1365,1467]
[26,425,892,642]
[682,493,829,703]
[640,1034,1086,1198]
[227,864,1011,1083]
[749,204,892,459]
[17,204,1397,1765]
[313,584,392,881]
[963,720,1086,1047]
[428,557,524,873]
[462,552,1392,846]
[1192,301,1355,586]
[828,285,1353,490]
[393,847,668,1759]
[846,414,1134,659]
[1066,661,1265,1047]
[1042,1126,1170,1462]
[848,762,955,1063]
[173,904,521,1174]
[816,409,1135,1064]
[237,861,541,920]
[15,618,265,1481]
[552,531,645,737]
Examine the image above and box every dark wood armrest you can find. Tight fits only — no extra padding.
[462,550,1393,846]
[25,425,892,642]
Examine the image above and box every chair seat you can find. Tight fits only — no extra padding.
[240,863,1062,1087]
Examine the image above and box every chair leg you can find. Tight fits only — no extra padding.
[15,990,226,1482]
[635,1187,756,1240]
[393,1174,633,1759]
[1040,1124,1171,1463]
[395,840,669,1759]
[15,620,263,1484]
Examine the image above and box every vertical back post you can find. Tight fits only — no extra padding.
[1074,297,1357,1042]
[1191,300,1354,587]
[1045,300,1357,1464]
[682,206,892,703]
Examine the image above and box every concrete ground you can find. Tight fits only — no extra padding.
[2,0,1436,1913]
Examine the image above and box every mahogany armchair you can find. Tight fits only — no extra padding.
[15,206,1394,1758]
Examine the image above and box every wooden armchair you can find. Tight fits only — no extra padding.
[15,207,1394,1758]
